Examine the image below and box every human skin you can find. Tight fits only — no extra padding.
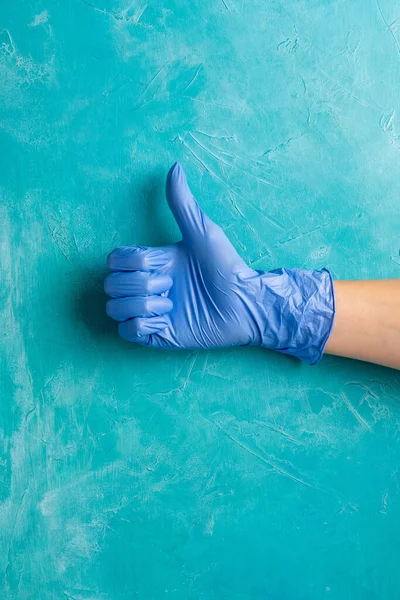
[325,280,400,370]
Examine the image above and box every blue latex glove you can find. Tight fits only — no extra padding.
[105,163,335,364]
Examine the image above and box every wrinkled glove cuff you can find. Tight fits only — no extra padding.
[256,267,336,364]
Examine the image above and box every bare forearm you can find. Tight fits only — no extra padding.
[325,280,400,370]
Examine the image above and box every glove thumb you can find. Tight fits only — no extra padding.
[166,162,207,239]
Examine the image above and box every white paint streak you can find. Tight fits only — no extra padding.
[29,11,49,27]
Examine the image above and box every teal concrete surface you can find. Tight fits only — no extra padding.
[1,1,400,598]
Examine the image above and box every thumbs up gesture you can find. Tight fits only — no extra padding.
[105,163,335,363]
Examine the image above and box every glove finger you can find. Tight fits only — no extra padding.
[107,295,173,322]
[104,271,173,298]
[118,315,169,342]
[107,246,169,272]
[166,162,209,239]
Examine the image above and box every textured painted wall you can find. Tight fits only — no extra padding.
[1,1,400,598]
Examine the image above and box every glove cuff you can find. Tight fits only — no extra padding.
[254,267,336,364]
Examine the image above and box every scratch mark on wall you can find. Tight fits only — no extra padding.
[277,37,299,54]
[299,74,307,94]
[264,392,278,426]
[21,425,48,445]
[23,403,38,423]
[343,381,381,402]
[341,31,361,56]
[180,353,198,392]
[45,220,71,262]
[390,252,400,266]
[340,392,373,432]
[80,0,118,19]
[102,75,133,97]
[227,188,265,248]
[267,461,316,489]
[0,29,16,56]
[317,66,377,109]
[380,490,388,514]
[179,135,284,232]
[64,592,79,600]
[230,229,247,251]
[376,0,400,55]
[183,96,244,111]
[389,15,400,28]
[192,130,237,142]
[277,223,329,247]
[204,512,215,535]
[180,135,235,189]
[336,502,358,515]
[5,488,29,590]
[189,132,281,189]
[210,419,317,490]
[379,110,395,133]
[182,63,203,93]
[255,420,302,445]
[249,251,273,266]
[80,0,148,24]
[245,221,267,249]
[260,133,305,158]
[133,55,172,109]
[227,189,245,219]
[123,4,148,24]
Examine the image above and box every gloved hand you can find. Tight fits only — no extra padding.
[105,163,335,364]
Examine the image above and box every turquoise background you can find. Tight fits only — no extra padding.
[1,1,400,598]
